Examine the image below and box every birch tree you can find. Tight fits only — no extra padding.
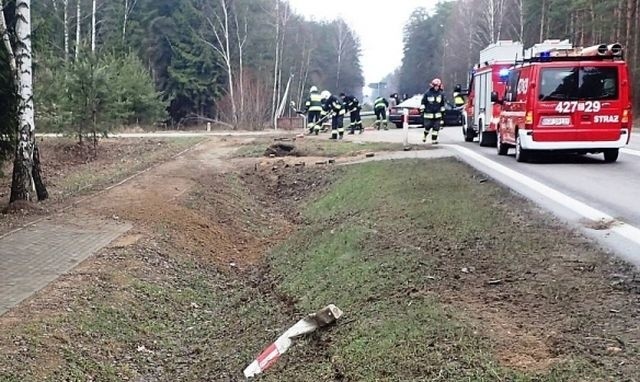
[0,0,48,202]
[203,0,237,124]
[234,8,247,121]
[269,1,290,123]
[91,0,96,52]
[75,0,81,59]
[122,0,138,42]
[64,0,69,59]
[335,19,349,89]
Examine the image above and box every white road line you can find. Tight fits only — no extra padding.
[621,148,640,157]
[448,144,640,247]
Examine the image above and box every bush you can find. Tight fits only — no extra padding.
[36,52,166,140]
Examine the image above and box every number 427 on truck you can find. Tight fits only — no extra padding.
[492,42,633,163]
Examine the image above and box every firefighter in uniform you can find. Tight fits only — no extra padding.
[340,93,363,134]
[420,78,445,144]
[304,86,324,135]
[373,96,389,130]
[452,84,465,108]
[322,90,345,139]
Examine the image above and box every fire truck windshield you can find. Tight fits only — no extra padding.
[538,66,618,101]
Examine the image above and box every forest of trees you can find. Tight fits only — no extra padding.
[29,0,363,130]
[0,0,364,203]
[398,0,640,109]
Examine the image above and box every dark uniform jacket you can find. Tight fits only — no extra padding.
[342,95,360,112]
[420,87,445,119]
[323,95,344,115]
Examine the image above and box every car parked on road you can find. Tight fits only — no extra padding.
[389,95,464,128]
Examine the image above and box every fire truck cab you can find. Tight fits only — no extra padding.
[464,41,524,146]
[495,42,633,163]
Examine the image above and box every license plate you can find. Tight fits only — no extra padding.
[540,116,571,126]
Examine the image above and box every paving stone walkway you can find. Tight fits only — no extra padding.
[0,216,131,315]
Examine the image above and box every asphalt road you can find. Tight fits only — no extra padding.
[349,125,640,265]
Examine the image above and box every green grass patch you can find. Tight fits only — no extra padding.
[262,159,625,381]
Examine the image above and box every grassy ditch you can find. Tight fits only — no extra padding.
[262,159,640,381]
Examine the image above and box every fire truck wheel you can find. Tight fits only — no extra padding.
[603,149,619,163]
[515,135,531,163]
[463,125,474,142]
[478,120,497,147]
[496,130,509,156]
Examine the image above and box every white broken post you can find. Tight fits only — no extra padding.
[206,122,211,132]
[243,304,344,378]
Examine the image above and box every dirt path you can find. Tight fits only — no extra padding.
[83,138,236,217]
[0,137,250,321]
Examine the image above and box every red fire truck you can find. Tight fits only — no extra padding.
[463,41,524,146]
[494,43,633,163]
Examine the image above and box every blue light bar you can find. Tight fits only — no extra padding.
[539,51,551,60]
[499,68,510,77]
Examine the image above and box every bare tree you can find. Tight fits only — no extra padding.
[75,0,81,60]
[269,1,291,124]
[477,0,507,43]
[63,0,69,59]
[91,0,96,52]
[203,0,238,125]
[335,19,349,89]
[234,8,248,121]
[122,0,138,42]
[0,0,48,202]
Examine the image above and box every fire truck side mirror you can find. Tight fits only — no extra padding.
[490,91,502,104]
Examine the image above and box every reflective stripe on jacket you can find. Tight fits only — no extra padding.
[420,88,445,119]
[305,92,324,112]
[374,97,388,110]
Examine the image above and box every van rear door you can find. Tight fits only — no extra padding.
[535,66,579,142]
[534,64,622,142]
[574,64,622,141]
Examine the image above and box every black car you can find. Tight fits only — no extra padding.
[388,95,464,128]
[443,103,465,127]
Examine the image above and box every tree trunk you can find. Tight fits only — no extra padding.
[234,11,247,123]
[0,2,17,74]
[10,0,47,202]
[91,0,96,52]
[75,0,81,60]
[519,0,524,43]
[625,0,633,47]
[63,0,69,59]
[271,1,280,123]
[220,0,236,125]
[122,0,128,41]
[539,0,546,42]
[590,1,596,44]
[33,143,48,201]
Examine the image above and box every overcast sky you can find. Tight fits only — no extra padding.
[288,0,437,93]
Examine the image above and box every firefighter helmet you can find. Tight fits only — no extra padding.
[310,86,318,93]
[321,90,331,100]
[454,84,462,92]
